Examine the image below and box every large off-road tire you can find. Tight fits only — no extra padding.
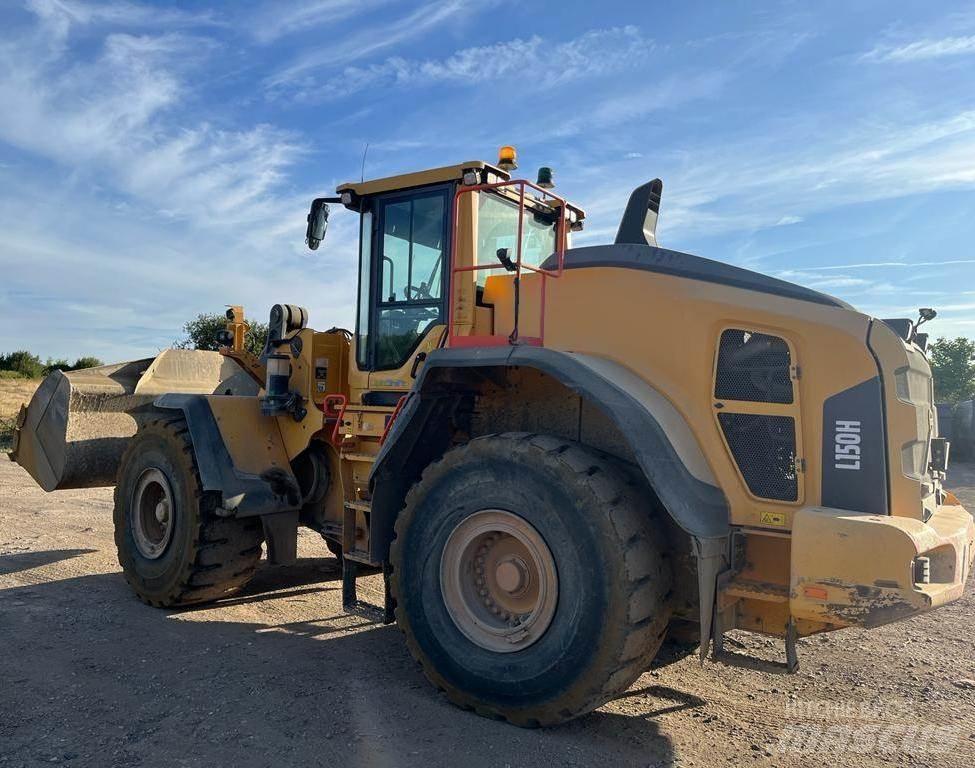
[113,417,264,607]
[390,433,672,727]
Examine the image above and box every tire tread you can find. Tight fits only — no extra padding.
[389,433,671,727]
[113,418,263,607]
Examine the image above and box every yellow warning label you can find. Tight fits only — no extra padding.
[760,511,787,527]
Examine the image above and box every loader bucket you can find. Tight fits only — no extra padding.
[9,349,258,491]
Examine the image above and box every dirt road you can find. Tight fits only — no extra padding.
[1,457,974,767]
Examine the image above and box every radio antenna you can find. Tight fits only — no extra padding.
[360,142,370,182]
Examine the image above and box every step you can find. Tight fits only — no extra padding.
[343,549,378,565]
[341,452,377,463]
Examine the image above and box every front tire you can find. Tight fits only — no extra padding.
[113,418,264,607]
[390,433,672,726]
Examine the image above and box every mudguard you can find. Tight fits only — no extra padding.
[369,346,731,653]
[371,345,730,545]
[154,393,301,518]
[154,393,301,564]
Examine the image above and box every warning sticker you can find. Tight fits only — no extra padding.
[760,511,787,527]
[315,357,329,380]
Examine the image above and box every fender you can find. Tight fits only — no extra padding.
[369,346,730,653]
[370,345,729,547]
[154,393,301,563]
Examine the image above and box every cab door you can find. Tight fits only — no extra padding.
[355,184,451,402]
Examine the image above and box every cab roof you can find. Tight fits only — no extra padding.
[337,160,509,197]
[337,159,586,222]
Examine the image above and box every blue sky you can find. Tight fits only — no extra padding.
[1,0,974,362]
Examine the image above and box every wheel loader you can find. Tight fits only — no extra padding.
[10,149,974,726]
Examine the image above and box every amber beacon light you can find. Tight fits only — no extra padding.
[497,145,518,171]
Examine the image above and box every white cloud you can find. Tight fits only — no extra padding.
[297,26,652,101]
[0,0,350,360]
[554,69,728,137]
[25,0,220,35]
[601,109,975,241]
[247,0,394,44]
[774,215,803,226]
[775,272,872,290]
[0,159,360,362]
[862,34,975,63]
[265,0,475,92]
[0,2,307,245]
[787,259,975,272]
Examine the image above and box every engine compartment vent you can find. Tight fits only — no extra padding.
[715,329,793,404]
[718,413,799,501]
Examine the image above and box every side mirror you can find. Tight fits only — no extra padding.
[306,198,331,251]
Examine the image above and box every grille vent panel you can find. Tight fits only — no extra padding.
[717,413,798,501]
[715,329,793,404]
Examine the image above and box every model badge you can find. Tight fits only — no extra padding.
[834,420,862,470]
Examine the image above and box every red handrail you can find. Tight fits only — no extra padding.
[447,179,568,348]
[380,394,409,444]
[320,393,348,444]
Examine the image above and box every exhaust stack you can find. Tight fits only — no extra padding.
[615,178,663,247]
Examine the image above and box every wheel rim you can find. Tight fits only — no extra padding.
[130,467,175,560]
[440,509,558,653]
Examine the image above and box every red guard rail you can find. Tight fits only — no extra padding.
[447,179,568,348]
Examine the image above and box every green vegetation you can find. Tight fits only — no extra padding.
[0,351,104,380]
[0,419,14,449]
[175,313,268,356]
[930,337,975,405]
[0,350,43,379]
[1,311,265,386]
[1,311,262,449]
[71,356,103,370]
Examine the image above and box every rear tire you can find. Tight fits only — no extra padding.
[113,418,264,607]
[390,433,672,726]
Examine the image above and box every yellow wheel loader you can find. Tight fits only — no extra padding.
[10,151,974,726]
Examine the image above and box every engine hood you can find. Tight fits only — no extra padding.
[541,243,852,310]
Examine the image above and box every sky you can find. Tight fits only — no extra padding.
[0,0,974,362]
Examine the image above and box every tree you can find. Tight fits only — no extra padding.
[175,313,268,356]
[42,357,103,374]
[69,356,103,370]
[929,337,975,404]
[0,350,44,379]
[43,358,72,375]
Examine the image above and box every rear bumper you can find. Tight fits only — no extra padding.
[790,503,974,629]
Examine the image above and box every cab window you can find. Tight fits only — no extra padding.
[475,192,557,285]
[357,186,449,371]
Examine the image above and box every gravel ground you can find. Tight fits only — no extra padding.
[1,456,973,768]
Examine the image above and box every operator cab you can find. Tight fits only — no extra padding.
[308,158,586,397]
[347,179,451,374]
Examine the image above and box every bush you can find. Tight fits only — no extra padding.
[69,356,103,371]
[43,359,72,375]
[175,313,268,356]
[0,416,15,449]
[930,337,975,404]
[0,350,44,379]
[0,353,104,379]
